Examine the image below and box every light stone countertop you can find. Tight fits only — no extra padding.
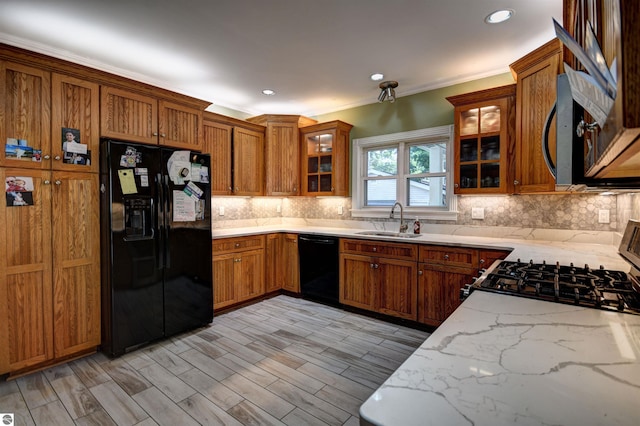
[211,224,631,272]
[359,291,640,426]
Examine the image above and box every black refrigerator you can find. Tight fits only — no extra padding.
[100,139,213,356]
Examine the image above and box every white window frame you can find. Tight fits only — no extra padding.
[351,125,457,220]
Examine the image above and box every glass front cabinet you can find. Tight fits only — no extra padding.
[446,85,516,194]
[300,120,353,196]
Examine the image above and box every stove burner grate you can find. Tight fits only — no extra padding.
[479,260,639,314]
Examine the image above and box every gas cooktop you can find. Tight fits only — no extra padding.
[475,259,639,315]
[462,220,640,316]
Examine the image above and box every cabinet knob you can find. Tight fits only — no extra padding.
[373,247,377,252]
[514,180,519,185]
[161,133,166,138]
[43,180,51,185]
[235,187,239,191]
[55,180,62,185]
[331,187,335,192]
[374,263,379,269]
[43,154,51,160]
[418,270,423,276]
[454,183,459,188]
[153,132,158,137]
[444,254,449,260]
[370,263,375,269]
[235,243,240,247]
[228,186,232,191]
[234,258,241,262]
[54,155,61,161]
[480,259,485,264]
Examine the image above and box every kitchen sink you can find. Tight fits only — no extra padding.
[355,231,421,238]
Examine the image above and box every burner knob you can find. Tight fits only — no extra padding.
[460,284,474,300]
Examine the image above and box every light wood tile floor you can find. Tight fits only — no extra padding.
[0,296,430,426]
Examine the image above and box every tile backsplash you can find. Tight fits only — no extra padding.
[211,193,640,234]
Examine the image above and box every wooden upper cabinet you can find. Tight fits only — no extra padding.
[100,86,157,144]
[100,86,202,150]
[510,39,563,193]
[247,115,318,196]
[0,168,54,373]
[264,119,301,196]
[51,74,100,173]
[203,118,233,195]
[300,120,353,196]
[158,100,203,150]
[0,61,51,169]
[233,127,265,196]
[447,85,516,194]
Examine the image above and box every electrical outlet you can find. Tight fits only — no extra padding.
[338,205,343,215]
[276,204,281,213]
[471,207,485,220]
[219,206,225,216]
[598,209,610,224]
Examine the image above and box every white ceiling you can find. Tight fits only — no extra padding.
[0,0,562,117]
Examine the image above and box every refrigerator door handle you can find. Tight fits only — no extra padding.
[163,174,171,268]
[156,173,164,269]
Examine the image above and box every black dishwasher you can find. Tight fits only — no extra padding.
[298,234,340,306]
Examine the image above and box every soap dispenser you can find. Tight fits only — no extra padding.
[413,217,421,234]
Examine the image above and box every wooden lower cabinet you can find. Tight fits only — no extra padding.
[212,235,265,310]
[0,169,100,375]
[265,233,300,294]
[281,233,299,292]
[339,239,418,321]
[265,234,281,293]
[418,245,510,326]
[418,265,475,326]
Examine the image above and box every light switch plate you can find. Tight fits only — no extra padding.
[471,207,485,220]
[219,206,225,216]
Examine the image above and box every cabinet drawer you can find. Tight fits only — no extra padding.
[479,249,511,269]
[340,238,417,261]
[213,235,265,254]
[419,245,478,268]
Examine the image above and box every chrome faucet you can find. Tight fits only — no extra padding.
[390,201,408,233]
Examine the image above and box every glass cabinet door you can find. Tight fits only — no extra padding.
[447,84,515,194]
[449,87,514,194]
[457,103,502,190]
[305,133,334,194]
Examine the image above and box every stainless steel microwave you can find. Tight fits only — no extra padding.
[542,74,640,192]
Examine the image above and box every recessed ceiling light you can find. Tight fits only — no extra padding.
[370,73,384,81]
[262,89,275,95]
[485,9,514,24]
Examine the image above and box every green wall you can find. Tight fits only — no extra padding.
[205,72,515,138]
[314,73,515,139]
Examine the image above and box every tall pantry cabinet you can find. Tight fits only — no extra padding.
[0,61,100,375]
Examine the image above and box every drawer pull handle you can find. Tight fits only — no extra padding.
[444,255,449,260]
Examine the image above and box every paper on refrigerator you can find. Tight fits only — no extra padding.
[167,150,192,184]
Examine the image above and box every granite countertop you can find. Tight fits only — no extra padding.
[359,291,640,426]
[211,224,631,272]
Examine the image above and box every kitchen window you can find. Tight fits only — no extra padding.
[351,125,457,220]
